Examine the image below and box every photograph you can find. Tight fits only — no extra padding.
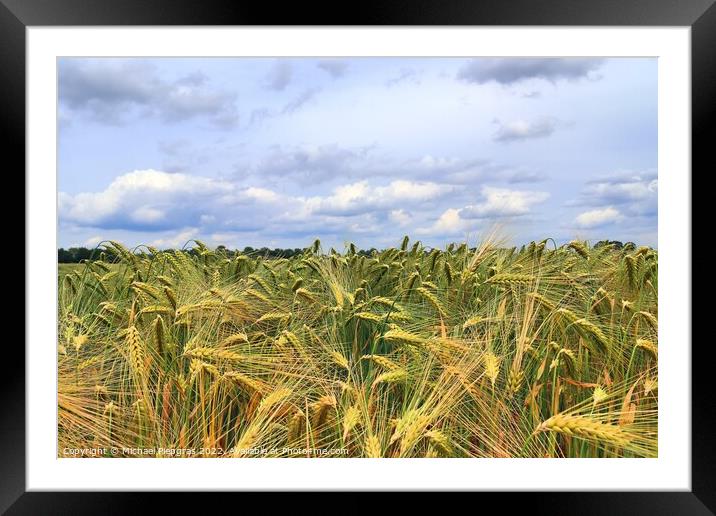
[56,56,658,459]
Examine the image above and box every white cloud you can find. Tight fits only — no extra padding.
[493,117,560,143]
[309,180,452,216]
[83,236,103,247]
[208,232,244,246]
[389,209,412,227]
[151,228,200,248]
[59,169,456,245]
[379,180,449,201]
[583,175,657,204]
[417,208,472,237]
[416,155,463,169]
[571,171,657,220]
[575,207,622,228]
[245,187,280,203]
[460,187,549,219]
[315,182,370,213]
[431,209,466,233]
[60,169,234,230]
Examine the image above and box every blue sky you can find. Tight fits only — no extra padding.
[58,57,657,250]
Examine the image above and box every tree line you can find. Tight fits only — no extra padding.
[58,245,385,263]
[58,246,306,263]
[58,239,635,264]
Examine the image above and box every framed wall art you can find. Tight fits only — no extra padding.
[5,0,711,511]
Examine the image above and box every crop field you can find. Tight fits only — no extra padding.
[59,263,89,279]
[58,237,657,458]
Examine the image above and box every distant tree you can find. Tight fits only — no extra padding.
[595,240,624,250]
[58,248,72,263]
[58,247,94,263]
[356,248,377,257]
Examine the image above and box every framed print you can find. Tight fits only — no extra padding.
[5,0,712,511]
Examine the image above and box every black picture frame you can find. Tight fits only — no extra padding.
[4,0,711,512]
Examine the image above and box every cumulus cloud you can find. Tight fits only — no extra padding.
[493,117,560,143]
[582,173,657,205]
[263,60,293,91]
[459,187,549,219]
[389,209,412,227]
[59,169,454,244]
[58,60,239,128]
[317,59,349,78]
[60,169,245,231]
[575,206,622,228]
[151,228,200,248]
[457,58,605,85]
[308,180,453,217]
[571,171,657,217]
[245,186,280,203]
[83,236,104,247]
[417,208,471,236]
[416,186,549,237]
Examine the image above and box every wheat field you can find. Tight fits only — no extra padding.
[57,237,657,458]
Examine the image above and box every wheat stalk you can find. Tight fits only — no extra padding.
[383,328,426,346]
[372,369,408,387]
[184,347,244,362]
[364,435,383,458]
[534,414,631,447]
